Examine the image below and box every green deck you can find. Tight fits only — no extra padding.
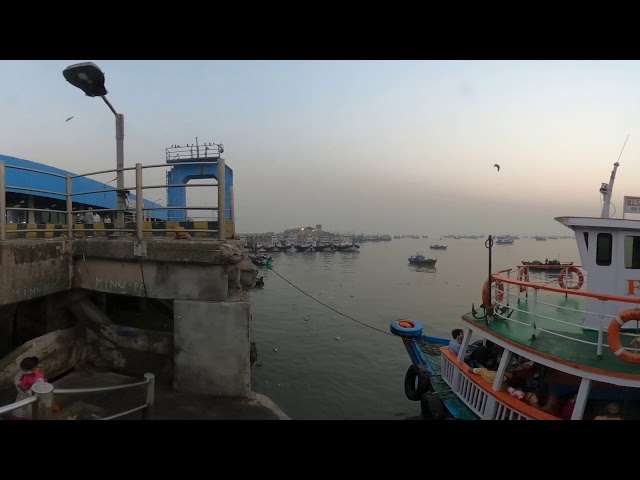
[464,292,640,378]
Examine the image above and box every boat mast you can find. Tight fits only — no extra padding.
[600,161,619,218]
[600,135,628,218]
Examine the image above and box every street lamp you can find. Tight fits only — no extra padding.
[63,62,126,229]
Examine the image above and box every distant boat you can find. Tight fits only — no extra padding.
[496,236,514,245]
[429,244,447,250]
[534,235,547,241]
[408,252,437,266]
[335,234,360,252]
[522,259,573,272]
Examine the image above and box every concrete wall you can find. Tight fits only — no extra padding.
[0,324,89,390]
[0,240,72,306]
[73,258,229,301]
[174,300,250,397]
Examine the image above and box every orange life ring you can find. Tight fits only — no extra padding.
[517,267,529,292]
[482,279,504,306]
[608,308,640,364]
[558,266,584,290]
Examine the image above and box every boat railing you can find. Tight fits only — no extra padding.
[0,373,155,420]
[0,159,234,242]
[440,351,538,420]
[489,267,640,359]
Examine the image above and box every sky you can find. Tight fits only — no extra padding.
[2,60,640,236]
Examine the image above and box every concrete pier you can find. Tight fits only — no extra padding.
[0,235,276,418]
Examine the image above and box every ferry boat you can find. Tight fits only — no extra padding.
[408,252,437,266]
[391,160,640,420]
[496,235,515,245]
[335,234,359,252]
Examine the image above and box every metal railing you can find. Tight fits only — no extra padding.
[0,159,234,242]
[0,372,155,420]
[490,267,640,359]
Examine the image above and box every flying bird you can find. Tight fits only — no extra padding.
[493,164,500,171]
[65,116,74,122]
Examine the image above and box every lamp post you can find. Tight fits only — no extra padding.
[63,62,126,229]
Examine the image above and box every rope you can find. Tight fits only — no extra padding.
[269,268,395,337]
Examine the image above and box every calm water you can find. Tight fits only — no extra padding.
[250,237,580,420]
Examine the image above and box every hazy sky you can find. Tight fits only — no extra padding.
[2,60,639,236]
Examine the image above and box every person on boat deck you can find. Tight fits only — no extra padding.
[521,382,560,416]
[448,329,464,355]
[470,362,507,384]
[594,402,623,420]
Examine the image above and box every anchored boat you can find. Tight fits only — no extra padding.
[392,159,640,420]
[408,252,437,266]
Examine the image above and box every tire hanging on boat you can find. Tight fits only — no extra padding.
[420,391,446,420]
[404,364,432,401]
[390,319,423,338]
[557,266,584,290]
[607,308,640,364]
[517,267,529,292]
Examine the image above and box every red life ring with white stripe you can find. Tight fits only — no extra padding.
[558,266,584,290]
[482,279,504,307]
[517,267,529,292]
[608,308,640,364]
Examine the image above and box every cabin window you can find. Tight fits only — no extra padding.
[624,236,640,269]
[583,232,589,250]
[596,233,612,266]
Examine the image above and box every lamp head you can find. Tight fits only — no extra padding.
[63,62,108,97]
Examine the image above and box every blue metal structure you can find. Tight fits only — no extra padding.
[165,141,232,222]
[0,154,167,220]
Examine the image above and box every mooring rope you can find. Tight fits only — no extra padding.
[268,267,395,337]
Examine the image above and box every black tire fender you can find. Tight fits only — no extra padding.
[404,364,431,401]
[420,391,446,420]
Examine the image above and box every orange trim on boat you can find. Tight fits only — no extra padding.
[608,309,640,364]
[557,266,584,290]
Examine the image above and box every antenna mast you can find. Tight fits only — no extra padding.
[600,135,628,218]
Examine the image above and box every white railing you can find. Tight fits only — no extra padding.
[0,372,155,420]
[489,268,640,359]
[440,353,533,420]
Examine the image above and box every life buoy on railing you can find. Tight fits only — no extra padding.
[607,308,640,364]
[517,267,529,292]
[558,266,584,290]
[482,278,504,307]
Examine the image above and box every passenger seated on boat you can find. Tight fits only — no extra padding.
[470,364,507,384]
[557,393,577,420]
[448,329,464,355]
[465,345,498,369]
[594,402,623,420]
[521,382,560,415]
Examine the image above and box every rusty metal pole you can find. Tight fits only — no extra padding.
[66,176,73,239]
[143,373,155,420]
[217,157,226,240]
[135,163,143,241]
[0,160,6,241]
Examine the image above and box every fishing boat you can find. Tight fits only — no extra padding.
[408,253,437,266]
[496,235,515,245]
[248,253,273,267]
[521,259,574,272]
[429,244,448,250]
[391,159,640,420]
